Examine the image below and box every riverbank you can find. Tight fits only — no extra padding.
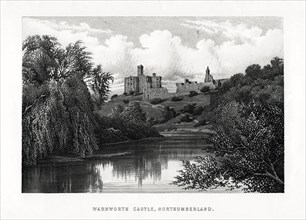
[37,127,214,165]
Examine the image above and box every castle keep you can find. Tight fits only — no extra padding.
[124,65,225,100]
[124,65,162,95]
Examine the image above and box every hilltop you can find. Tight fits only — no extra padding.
[97,91,215,133]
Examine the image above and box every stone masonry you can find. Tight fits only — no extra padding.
[124,65,225,100]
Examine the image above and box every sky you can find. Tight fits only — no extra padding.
[23,17,283,94]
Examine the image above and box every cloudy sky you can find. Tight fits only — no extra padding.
[23,17,283,94]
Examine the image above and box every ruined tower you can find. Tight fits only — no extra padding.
[204,66,213,82]
[137,65,144,76]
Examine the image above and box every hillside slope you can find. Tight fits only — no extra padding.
[97,93,212,132]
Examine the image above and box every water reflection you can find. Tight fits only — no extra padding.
[22,135,209,193]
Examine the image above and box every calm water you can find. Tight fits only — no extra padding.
[22,133,235,193]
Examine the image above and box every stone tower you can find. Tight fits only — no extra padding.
[137,65,144,76]
[204,66,213,82]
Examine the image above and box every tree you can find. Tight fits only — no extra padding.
[22,35,94,84]
[173,101,284,192]
[89,65,114,106]
[229,73,245,87]
[22,35,114,165]
[160,106,176,123]
[245,64,262,80]
[120,102,146,124]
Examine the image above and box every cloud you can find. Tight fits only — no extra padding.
[182,19,263,44]
[23,18,283,94]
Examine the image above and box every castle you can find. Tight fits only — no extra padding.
[124,65,162,95]
[124,65,226,100]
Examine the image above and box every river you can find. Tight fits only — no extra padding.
[22,133,239,193]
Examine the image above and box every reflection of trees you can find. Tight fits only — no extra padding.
[22,136,208,192]
[110,145,204,188]
[22,162,105,193]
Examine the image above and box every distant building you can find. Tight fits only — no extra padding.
[124,65,162,95]
[175,66,215,94]
[124,65,227,100]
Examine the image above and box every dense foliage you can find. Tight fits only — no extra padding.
[98,102,160,142]
[189,90,198,97]
[160,106,177,123]
[171,96,183,101]
[22,35,158,166]
[200,86,210,93]
[150,98,164,105]
[173,57,284,192]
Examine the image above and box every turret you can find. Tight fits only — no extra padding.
[204,66,212,82]
[137,65,144,76]
[206,66,210,75]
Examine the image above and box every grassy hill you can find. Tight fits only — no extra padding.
[97,92,212,132]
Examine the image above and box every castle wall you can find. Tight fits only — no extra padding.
[125,65,222,100]
[138,75,151,94]
[176,81,215,95]
[152,76,162,88]
[124,76,139,94]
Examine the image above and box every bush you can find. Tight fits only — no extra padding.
[181,103,196,114]
[193,106,204,116]
[123,92,127,96]
[129,90,135,95]
[160,106,177,123]
[111,94,118,100]
[189,90,198,97]
[150,98,164,105]
[200,86,210,93]
[180,114,193,123]
[171,96,183,101]
[123,99,129,104]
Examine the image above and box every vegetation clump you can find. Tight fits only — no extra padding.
[22,35,160,166]
[171,96,183,101]
[189,90,198,97]
[150,98,164,105]
[173,57,284,193]
[200,86,210,93]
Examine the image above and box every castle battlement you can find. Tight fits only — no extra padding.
[124,65,162,95]
[124,65,224,100]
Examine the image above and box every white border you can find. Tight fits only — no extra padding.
[1,1,305,219]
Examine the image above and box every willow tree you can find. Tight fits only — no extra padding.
[22,35,112,165]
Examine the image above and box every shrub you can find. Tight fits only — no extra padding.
[189,90,198,97]
[200,86,210,93]
[129,90,135,95]
[110,104,125,117]
[193,106,204,116]
[150,98,164,105]
[123,99,129,104]
[123,92,127,96]
[160,106,177,123]
[171,96,183,101]
[146,116,155,126]
[180,114,193,122]
[111,94,118,100]
[120,102,146,124]
[181,103,196,114]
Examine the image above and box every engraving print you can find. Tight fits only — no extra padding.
[22,17,284,193]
